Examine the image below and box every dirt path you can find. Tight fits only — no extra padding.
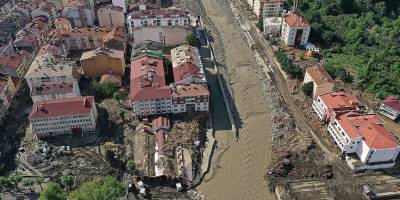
[197,0,274,199]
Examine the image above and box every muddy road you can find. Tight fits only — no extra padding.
[195,0,275,199]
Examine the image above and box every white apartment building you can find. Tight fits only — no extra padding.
[171,45,206,84]
[25,51,80,91]
[312,91,361,122]
[171,84,209,113]
[263,17,282,35]
[29,96,97,138]
[112,0,127,13]
[62,0,95,28]
[246,0,283,18]
[30,81,81,103]
[327,112,400,166]
[281,11,311,46]
[379,96,400,121]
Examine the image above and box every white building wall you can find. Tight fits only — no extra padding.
[379,104,400,120]
[112,0,126,13]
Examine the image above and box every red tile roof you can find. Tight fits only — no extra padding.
[52,27,114,38]
[130,56,171,100]
[173,63,199,82]
[0,54,23,69]
[55,17,71,25]
[383,96,400,112]
[152,116,170,131]
[337,112,399,149]
[171,84,209,97]
[320,91,360,111]
[100,74,121,85]
[29,96,95,119]
[285,12,310,28]
[305,66,333,85]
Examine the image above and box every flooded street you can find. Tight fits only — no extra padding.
[197,0,274,199]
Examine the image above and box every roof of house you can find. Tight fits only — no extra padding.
[131,40,162,60]
[0,54,23,69]
[31,81,74,96]
[337,112,399,149]
[171,44,201,68]
[173,63,199,82]
[102,26,126,43]
[305,66,334,85]
[171,84,209,97]
[55,17,71,25]
[98,5,123,12]
[29,96,94,119]
[80,48,124,60]
[130,56,170,100]
[284,12,310,28]
[52,27,114,38]
[383,96,400,112]
[152,116,170,131]
[319,91,361,112]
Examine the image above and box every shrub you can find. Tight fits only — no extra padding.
[302,82,314,97]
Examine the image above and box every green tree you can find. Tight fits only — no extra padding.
[22,177,35,192]
[126,160,136,175]
[0,176,10,191]
[336,67,354,83]
[92,81,119,100]
[70,176,126,200]
[256,18,263,31]
[186,33,197,46]
[35,176,44,191]
[39,182,67,200]
[302,82,314,97]
[8,174,22,190]
[105,149,115,163]
[117,110,125,121]
[60,175,74,191]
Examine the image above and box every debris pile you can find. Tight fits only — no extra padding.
[29,143,67,165]
[186,189,205,200]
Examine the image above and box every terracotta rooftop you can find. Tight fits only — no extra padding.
[171,84,209,97]
[80,48,124,60]
[52,27,114,38]
[173,63,199,82]
[383,96,400,112]
[319,91,361,112]
[306,66,333,85]
[100,74,122,85]
[29,96,95,119]
[55,17,71,25]
[130,56,170,100]
[337,112,399,149]
[102,26,126,43]
[0,54,23,69]
[31,81,74,96]
[284,12,310,28]
[152,116,170,131]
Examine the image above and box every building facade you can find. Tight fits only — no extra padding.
[263,17,281,35]
[246,0,283,18]
[31,2,58,25]
[80,48,125,78]
[281,11,311,46]
[171,45,206,84]
[327,112,400,165]
[379,96,400,121]
[29,96,97,138]
[0,75,16,125]
[112,0,127,13]
[97,5,124,27]
[62,0,95,28]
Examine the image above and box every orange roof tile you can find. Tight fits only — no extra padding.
[306,66,333,85]
[285,12,310,28]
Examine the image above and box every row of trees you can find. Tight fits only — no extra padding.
[0,174,44,192]
[276,49,304,79]
[291,0,400,99]
[39,176,125,200]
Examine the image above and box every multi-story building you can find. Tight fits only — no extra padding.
[62,0,95,28]
[303,66,334,99]
[112,0,127,13]
[171,84,209,113]
[0,10,30,35]
[152,116,170,177]
[80,48,125,78]
[130,56,210,116]
[263,17,281,36]
[51,26,126,52]
[281,11,311,46]
[31,2,58,26]
[171,45,206,84]
[379,96,400,121]
[127,7,189,46]
[97,5,124,27]
[327,112,400,167]
[0,0,16,16]
[30,81,81,103]
[0,35,14,57]
[14,30,39,54]
[25,16,51,47]
[130,40,162,60]
[0,52,32,78]
[312,91,363,122]
[246,0,283,18]
[55,18,73,30]
[25,44,80,91]
[29,96,98,138]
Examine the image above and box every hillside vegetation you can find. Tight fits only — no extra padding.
[290,0,400,99]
